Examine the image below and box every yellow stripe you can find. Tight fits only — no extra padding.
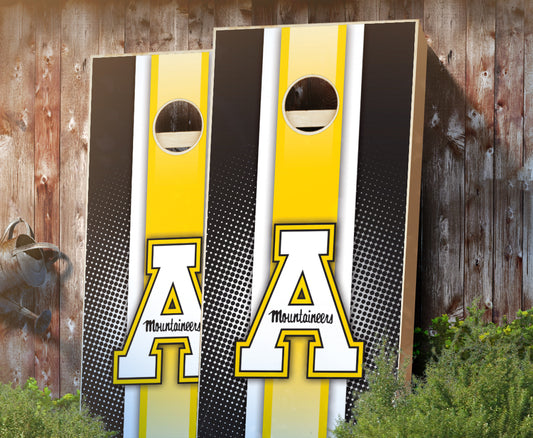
[138,386,148,438]
[138,51,208,438]
[262,380,274,436]
[263,24,347,438]
[318,379,330,438]
[189,384,198,437]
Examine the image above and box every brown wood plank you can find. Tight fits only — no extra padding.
[308,0,345,23]
[214,0,253,27]
[524,0,533,311]
[98,0,126,55]
[252,0,275,25]
[34,0,61,397]
[0,0,35,389]
[150,0,189,52]
[420,0,466,325]
[379,0,396,20]
[394,0,423,20]
[125,0,151,53]
[189,0,214,49]
[60,0,99,396]
[494,0,524,322]
[345,0,378,22]
[275,0,308,24]
[465,0,495,320]
[411,0,424,20]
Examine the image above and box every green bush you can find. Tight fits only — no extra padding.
[334,305,533,438]
[0,378,114,437]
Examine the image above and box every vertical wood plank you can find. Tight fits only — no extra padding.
[345,0,378,22]
[0,0,35,389]
[150,0,189,52]
[275,0,308,25]
[60,0,99,396]
[125,0,151,53]
[98,0,126,55]
[524,0,533,311]
[252,0,275,25]
[34,0,61,397]
[379,0,396,20]
[189,0,214,50]
[494,0,524,322]
[465,0,495,318]
[214,0,253,27]
[421,0,466,325]
[411,0,424,20]
[394,0,410,19]
[308,0,345,23]
[395,0,424,20]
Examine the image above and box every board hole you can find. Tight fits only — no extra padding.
[154,99,203,154]
[283,76,338,134]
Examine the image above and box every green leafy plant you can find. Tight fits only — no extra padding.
[334,304,533,438]
[0,378,115,437]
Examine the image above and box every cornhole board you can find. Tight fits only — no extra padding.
[197,21,426,437]
[82,51,211,437]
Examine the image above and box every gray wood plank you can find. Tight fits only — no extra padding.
[494,0,524,322]
[420,0,466,325]
[125,0,151,53]
[465,0,495,319]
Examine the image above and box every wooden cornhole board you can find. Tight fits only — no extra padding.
[197,21,426,437]
[82,51,210,437]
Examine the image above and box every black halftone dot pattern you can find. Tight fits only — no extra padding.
[345,158,407,416]
[83,56,135,436]
[344,22,415,419]
[198,28,264,438]
[82,172,131,436]
[198,151,257,438]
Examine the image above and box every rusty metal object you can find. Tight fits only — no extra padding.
[0,295,51,334]
[0,218,59,333]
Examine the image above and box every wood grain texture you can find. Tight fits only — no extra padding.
[395,0,423,20]
[189,0,214,49]
[412,0,424,20]
[98,0,126,55]
[59,0,98,395]
[308,0,345,23]
[494,0,524,323]
[524,0,533,311]
[0,0,35,388]
[215,0,253,27]
[379,0,396,20]
[252,0,275,25]
[125,0,151,53]
[345,0,378,21]
[465,0,495,319]
[275,0,308,24]
[34,0,61,397]
[150,0,188,52]
[421,0,466,324]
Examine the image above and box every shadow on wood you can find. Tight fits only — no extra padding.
[417,47,468,328]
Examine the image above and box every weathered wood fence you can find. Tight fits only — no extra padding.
[0,0,530,398]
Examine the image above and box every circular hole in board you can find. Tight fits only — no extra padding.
[153,99,203,154]
[283,75,339,135]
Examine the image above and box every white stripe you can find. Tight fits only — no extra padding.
[123,54,151,438]
[245,27,281,438]
[328,23,365,434]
